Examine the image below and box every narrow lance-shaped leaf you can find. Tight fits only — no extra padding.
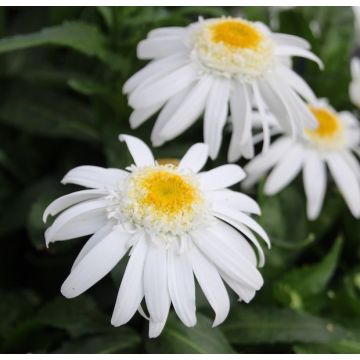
[223,306,349,345]
[273,237,342,309]
[0,21,122,70]
[145,313,235,354]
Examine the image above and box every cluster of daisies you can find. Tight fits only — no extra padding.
[44,13,360,338]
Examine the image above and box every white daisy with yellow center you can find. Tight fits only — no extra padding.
[43,134,270,338]
[124,17,322,161]
[243,99,360,220]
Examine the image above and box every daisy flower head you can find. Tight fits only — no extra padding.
[43,134,270,338]
[243,99,360,220]
[124,16,323,162]
[350,57,360,108]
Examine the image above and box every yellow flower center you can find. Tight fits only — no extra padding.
[305,106,344,149]
[210,20,262,50]
[190,18,274,79]
[109,165,209,239]
[139,169,197,217]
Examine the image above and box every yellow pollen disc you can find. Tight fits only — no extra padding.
[306,107,342,138]
[139,170,196,216]
[210,20,262,50]
[107,165,210,239]
[304,106,344,149]
[190,18,274,79]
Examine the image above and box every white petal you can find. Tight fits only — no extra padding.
[275,45,324,69]
[276,64,316,103]
[349,79,360,108]
[111,233,147,326]
[43,189,107,223]
[238,138,255,160]
[252,81,270,153]
[204,78,231,159]
[158,75,213,141]
[45,199,109,246]
[228,81,251,162]
[258,77,295,135]
[168,245,196,327]
[189,245,230,327]
[264,144,305,195]
[149,319,167,338]
[128,64,196,109]
[71,221,115,271]
[213,220,257,265]
[178,143,209,173]
[119,134,154,167]
[217,217,266,267]
[213,206,270,247]
[243,137,293,187]
[272,33,310,49]
[148,27,187,39]
[193,225,263,290]
[151,88,188,146]
[326,152,360,217]
[339,111,359,127]
[303,151,327,220]
[220,273,256,303]
[123,53,188,94]
[199,165,246,191]
[208,189,261,215]
[129,102,164,129]
[61,228,131,298]
[144,241,171,323]
[341,150,360,181]
[137,37,186,59]
[284,84,318,129]
[351,57,360,79]
[61,166,128,189]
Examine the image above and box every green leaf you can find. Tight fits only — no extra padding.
[273,238,342,309]
[53,328,141,354]
[223,306,349,345]
[146,313,235,354]
[35,296,109,338]
[0,21,122,69]
[294,340,360,354]
[97,7,114,29]
[0,178,57,237]
[0,290,39,339]
[309,190,344,239]
[0,88,98,142]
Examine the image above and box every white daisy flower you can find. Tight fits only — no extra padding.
[350,57,360,108]
[243,99,360,220]
[43,134,269,338]
[124,17,323,162]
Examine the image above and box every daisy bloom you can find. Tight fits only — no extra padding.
[43,134,269,338]
[350,57,360,108]
[243,99,360,220]
[124,16,323,161]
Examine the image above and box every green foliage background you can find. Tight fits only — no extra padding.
[0,6,359,354]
